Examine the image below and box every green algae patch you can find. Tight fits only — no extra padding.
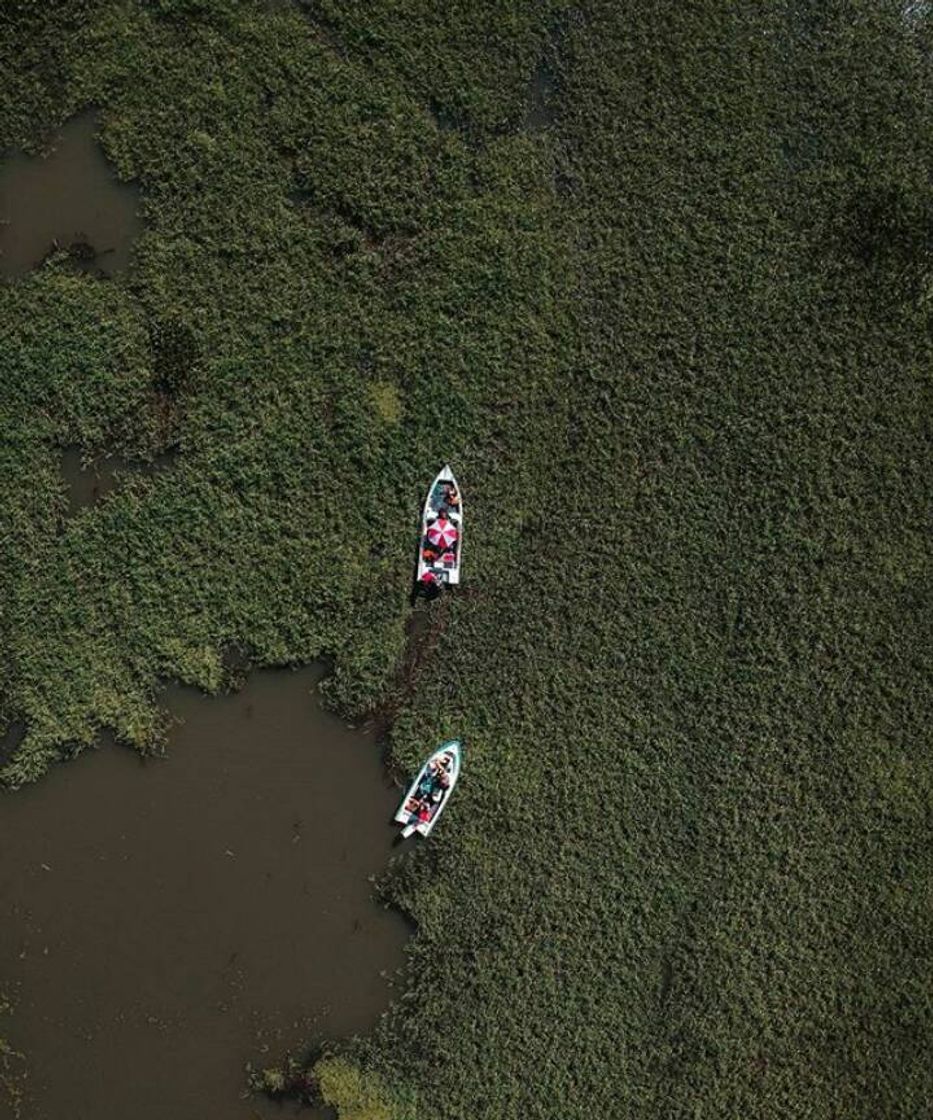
[369,381,403,425]
[314,1056,415,1120]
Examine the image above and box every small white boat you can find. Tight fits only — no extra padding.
[415,465,463,588]
[394,739,462,838]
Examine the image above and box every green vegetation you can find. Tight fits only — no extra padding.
[314,1056,414,1120]
[1,2,930,1118]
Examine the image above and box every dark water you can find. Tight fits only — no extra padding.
[61,447,177,516]
[0,722,25,766]
[429,100,464,135]
[525,57,558,130]
[0,668,408,1119]
[0,110,142,278]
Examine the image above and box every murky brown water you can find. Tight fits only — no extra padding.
[0,667,408,1119]
[0,110,142,278]
[61,447,178,517]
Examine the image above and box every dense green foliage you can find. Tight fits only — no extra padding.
[1,2,930,1118]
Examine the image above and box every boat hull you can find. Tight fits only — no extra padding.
[395,739,462,837]
[415,465,463,587]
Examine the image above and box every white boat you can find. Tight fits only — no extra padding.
[415,465,463,588]
[394,739,462,838]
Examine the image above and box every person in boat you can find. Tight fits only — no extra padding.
[425,757,450,792]
[418,569,442,599]
[445,482,460,509]
[422,544,438,564]
[428,754,448,777]
[417,801,432,823]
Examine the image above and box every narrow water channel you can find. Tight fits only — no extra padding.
[0,110,141,278]
[0,667,409,1119]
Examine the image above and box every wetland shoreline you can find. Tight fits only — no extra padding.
[1,3,930,1117]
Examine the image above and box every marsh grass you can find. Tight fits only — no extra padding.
[0,2,930,1117]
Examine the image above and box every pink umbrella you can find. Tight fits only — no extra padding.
[427,517,459,549]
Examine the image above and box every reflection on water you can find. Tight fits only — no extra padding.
[0,110,142,278]
[0,667,408,1119]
